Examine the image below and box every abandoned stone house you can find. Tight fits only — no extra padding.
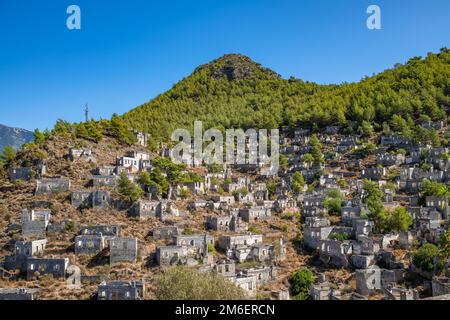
[309,283,341,300]
[303,195,325,208]
[274,197,299,213]
[155,245,188,266]
[68,148,96,162]
[384,287,418,300]
[189,199,208,210]
[205,174,222,191]
[380,135,411,148]
[239,206,271,222]
[179,181,205,195]
[152,226,180,240]
[250,242,284,264]
[22,209,51,238]
[133,131,150,147]
[361,167,386,180]
[174,234,214,251]
[305,216,330,228]
[71,190,111,209]
[98,280,145,300]
[318,240,353,268]
[218,234,264,251]
[93,166,116,176]
[214,260,236,278]
[205,215,248,233]
[303,206,327,219]
[116,156,144,173]
[352,219,375,237]
[35,178,71,195]
[242,266,277,286]
[235,191,255,203]
[425,196,449,218]
[129,200,180,219]
[355,268,402,296]
[431,277,450,297]
[0,288,40,300]
[79,225,120,237]
[211,195,235,205]
[303,226,334,250]
[232,275,257,298]
[8,167,32,181]
[75,235,106,255]
[5,239,47,271]
[26,257,69,279]
[92,175,117,187]
[341,205,370,224]
[377,153,405,167]
[129,200,160,218]
[351,254,375,269]
[224,177,250,193]
[109,238,138,264]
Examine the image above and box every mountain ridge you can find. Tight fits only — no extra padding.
[0,124,34,151]
[122,49,450,143]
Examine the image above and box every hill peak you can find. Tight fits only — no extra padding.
[194,54,281,81]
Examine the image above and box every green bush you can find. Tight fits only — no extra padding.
[154,266,245,300]
[290,268,315,300]
[412,243,440,272]
[117,172,143,203]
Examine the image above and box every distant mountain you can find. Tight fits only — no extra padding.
[0,124,34,151]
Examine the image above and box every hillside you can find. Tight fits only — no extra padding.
[123,50,450,143]
[0,50,449,301]
[0,124,34,151]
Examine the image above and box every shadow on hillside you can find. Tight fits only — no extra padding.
[87,249,110,268]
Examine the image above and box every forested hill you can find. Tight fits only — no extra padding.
[123,50,450,143]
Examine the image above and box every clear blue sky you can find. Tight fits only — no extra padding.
[1,0,449,131]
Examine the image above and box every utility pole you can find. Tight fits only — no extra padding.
[84,103,89,122]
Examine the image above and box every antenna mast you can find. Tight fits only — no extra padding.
[84,103,89,122]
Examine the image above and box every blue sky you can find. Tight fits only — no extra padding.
[0,0,449,131]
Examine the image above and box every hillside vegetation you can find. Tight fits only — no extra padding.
[122,50,450,143]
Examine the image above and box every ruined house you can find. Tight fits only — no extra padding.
[156,246,189,266]
[205,215,248,233]
[132,200,182,220]
[152,226,180,240]
[75,235,106,255]
[92,175,117,187]
[5,239,47,271]
[242,266,277,286]
[22,209,51,238]
[98,280,145,300]
[303,226,333,250]
[232,275,257,298]
[68,148,96,162]
[8,167,32,181]
[79,225,120,237]
[0,288,39,300]
[361,167,386,180]
[318,240,353,268]
[109,238,138,265]
[71,190,111,209]
[239,206,271,222]
[218,234,264,251]
[35,178,71,195]
[26,257,69,279]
